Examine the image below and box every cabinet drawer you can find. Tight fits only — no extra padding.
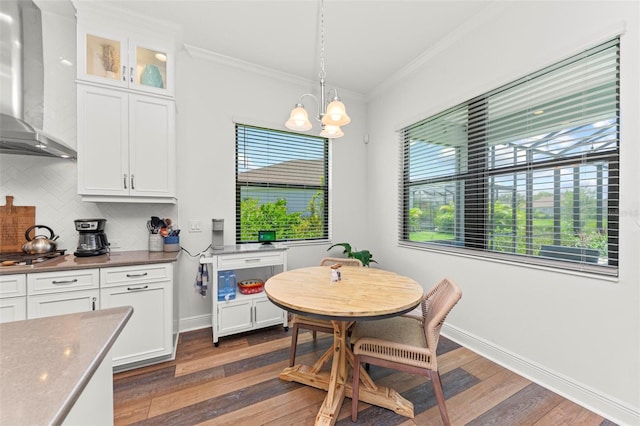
[28,270,99,295]
[218,251,285,270]
[0,275,26,298]
[101,263,172,287]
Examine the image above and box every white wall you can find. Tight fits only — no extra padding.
[173,48,369,330]
[365,2,639,425]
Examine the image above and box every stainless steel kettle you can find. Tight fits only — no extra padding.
[22,225,59,254]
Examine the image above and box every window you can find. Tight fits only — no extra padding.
[236,124,329,243]
[400,38,619,275]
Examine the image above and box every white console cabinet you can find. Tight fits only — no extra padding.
[203,245,288,346]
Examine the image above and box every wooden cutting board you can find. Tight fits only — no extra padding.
[0,196,36,253]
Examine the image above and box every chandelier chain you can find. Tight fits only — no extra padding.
[284,0,349,138]
[319,0,326,80]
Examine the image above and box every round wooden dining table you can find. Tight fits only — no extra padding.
[265,265,424,426]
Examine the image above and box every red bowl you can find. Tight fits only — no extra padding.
[238,279,264,294]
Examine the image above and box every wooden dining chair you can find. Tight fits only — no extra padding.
[288,257,363,367]
[350,277,462,425]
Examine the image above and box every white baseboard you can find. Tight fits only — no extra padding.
[179,314,212,333]
[442,324,640,426]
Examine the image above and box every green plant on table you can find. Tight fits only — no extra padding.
[327,243,377,267]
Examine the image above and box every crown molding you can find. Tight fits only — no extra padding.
[367,1,508,102]
[183,43,365,102]
[72,1,181,39]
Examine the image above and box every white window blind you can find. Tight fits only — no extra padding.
[236,124,329,243]
[400,38,620,275]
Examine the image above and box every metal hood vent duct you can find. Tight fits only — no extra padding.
[0,0,76,159]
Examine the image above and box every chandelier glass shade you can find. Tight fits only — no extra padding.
[284,0,350,138]
[319,124,344,138]
[285,104,313,131]
[322,98,351,127]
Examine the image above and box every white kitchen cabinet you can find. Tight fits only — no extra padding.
[77,84,176,203]
[100,263,173,367]
[0,274,26,323]
[75,5,177,204]
[205,246,288,346]
[26,269,99,319]
[28,290,99,319]
[77,24,175,97]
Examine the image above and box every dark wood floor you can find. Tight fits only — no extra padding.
[113,326,617,425]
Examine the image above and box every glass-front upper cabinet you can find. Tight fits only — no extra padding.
[78,26,174,97]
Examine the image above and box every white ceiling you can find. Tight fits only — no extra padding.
[101,0,493,97]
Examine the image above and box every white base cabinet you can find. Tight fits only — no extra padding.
[100,264,173,367]
[26,270,99,319]
[204,246,288,346]
[1,260,174,368]
[0,274,27,323]
[28,290,99,319]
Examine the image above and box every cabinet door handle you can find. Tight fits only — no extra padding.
[52,278,78,285]
[122,65,126,81]
[131,174,135,190]
[91,297,97,311]
[124,174,128,189]
[127,285,149,291]
[126,272,148,278]
[130,67,134,83]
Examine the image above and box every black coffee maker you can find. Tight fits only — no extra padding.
[74,218,109,257]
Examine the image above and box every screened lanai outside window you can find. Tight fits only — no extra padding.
[236,124,328,243]
[400,38,619,275]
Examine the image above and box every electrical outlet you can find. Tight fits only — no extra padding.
[188,221,202,232]
[110,240,121,249]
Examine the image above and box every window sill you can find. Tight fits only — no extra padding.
[274,239,331,248]
[398,241,618,282]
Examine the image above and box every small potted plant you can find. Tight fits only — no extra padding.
[327,243,377,267]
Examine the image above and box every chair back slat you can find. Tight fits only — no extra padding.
[421,278,462,351]
[319,257,363,267]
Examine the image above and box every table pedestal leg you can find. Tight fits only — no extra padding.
[279,320,414,425]
[314,320,347,425]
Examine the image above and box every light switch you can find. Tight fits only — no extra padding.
[188,220,202,232]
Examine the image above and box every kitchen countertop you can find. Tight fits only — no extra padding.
[0,306,133,425]
[0,250,180,275]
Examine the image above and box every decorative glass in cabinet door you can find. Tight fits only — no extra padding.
[86,35,122,81]
[136,46,167,89]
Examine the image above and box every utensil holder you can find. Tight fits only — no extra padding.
[149,234,164,252]
[164,236,180,252]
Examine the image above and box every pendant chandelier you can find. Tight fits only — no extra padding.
[285,0,350,139]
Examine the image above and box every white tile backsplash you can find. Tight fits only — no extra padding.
[0,154,177,253]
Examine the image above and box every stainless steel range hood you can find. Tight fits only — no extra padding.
[0,0,77,159]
